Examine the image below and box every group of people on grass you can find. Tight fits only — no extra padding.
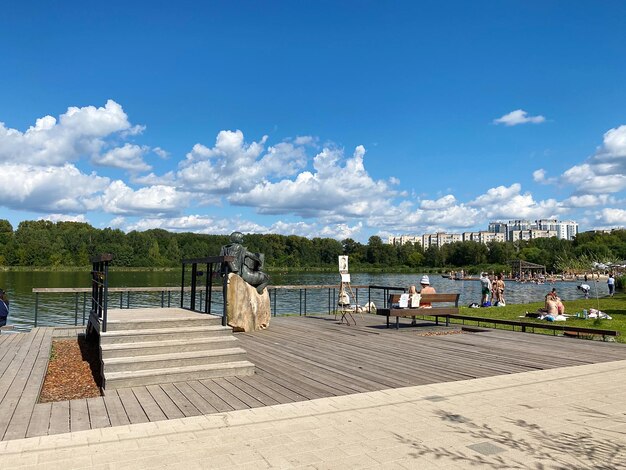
[479,272,506,307]
[545,288,565,316]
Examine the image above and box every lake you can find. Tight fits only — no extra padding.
[0,270,608,331]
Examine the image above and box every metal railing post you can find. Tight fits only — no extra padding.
[273,288,277,316]
[191,263,197,311]
[74,292,79,326]
[180,263,185,308]
[34,292,39,328]
[204,263,210,314]
[207,263,214,315]
[222,269,228,326]
[328,288,331,314]
[103,260,109,332]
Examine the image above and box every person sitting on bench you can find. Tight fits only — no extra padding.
[418,276,436,308]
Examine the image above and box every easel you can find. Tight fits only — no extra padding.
[337,280,357,325]
[336,256,363,325]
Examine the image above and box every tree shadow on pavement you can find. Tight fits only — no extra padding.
[394,407,624,469]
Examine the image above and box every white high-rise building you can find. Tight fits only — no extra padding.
[558,220,578,240]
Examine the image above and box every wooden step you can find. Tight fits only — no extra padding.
[102,348,249,373]
[104,315,222,331]
[100,336,239,358]
[103,361,255,390]
[99,325,233,344]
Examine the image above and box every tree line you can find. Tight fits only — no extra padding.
[0,219,624,273]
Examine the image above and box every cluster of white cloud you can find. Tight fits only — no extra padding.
[0,100,158,214]
[1,100,625,239]
[533,124,626,227]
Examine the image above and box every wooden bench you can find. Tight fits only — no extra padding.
[377,293,460,329]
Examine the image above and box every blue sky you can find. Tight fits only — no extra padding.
[1,1,625,242]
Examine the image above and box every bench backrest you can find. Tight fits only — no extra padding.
[389,293,460,307]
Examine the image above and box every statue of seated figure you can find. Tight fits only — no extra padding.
[220,232,270,294]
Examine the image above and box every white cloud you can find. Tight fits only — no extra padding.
[40,214,89,223]
[532,168,557,184]
[470,184,561,220]
[101,181,191,216]
[109,216,126,228]
[153,147,169,158]
[596,125,626,159]
[293,136,317,146]
[124,214,269,235]
[268,220,363,240]
[595,208,626,226]
[229,145,397,219]
[0,162,109,212]
[420,195,457,210]
[177,130,274,193]
[0,100,134,166]
[493,109,546,126]
[92,143,151,172]
[562,163,626,194]
[318,222,363,240]
[556,124,626,196]
[370,183,567,235]
[132,171,177,186]
[470,184,525,207]
[562,194,614,208]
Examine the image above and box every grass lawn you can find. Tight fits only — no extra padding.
[453,292,626,343]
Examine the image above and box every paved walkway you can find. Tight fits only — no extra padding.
[1,360,625,469]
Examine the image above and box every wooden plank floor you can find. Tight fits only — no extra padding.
[2,314,626,441]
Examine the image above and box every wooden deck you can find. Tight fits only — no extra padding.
[2,314,626,441]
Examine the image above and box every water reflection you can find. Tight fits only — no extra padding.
[0,270,607,331]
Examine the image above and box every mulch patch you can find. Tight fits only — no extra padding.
[416,330,465,336]
[39,336,103,403]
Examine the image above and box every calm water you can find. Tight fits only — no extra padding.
[0,270,609,331]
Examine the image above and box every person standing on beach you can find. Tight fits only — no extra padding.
[494,273,506,305]
[480,272,492,306]
[607,274,615,297]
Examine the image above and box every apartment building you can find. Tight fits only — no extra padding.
[387,219,577,246]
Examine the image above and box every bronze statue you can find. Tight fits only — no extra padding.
[220,232,270,294]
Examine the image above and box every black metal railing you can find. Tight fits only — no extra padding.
[91,254,112,332]
[368,285,407,307]
[29,283,402,329]
[181,255,233,326]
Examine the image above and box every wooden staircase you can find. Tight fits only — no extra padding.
[89,308,255,390]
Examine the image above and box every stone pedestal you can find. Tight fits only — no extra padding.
[226,273,271,332]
